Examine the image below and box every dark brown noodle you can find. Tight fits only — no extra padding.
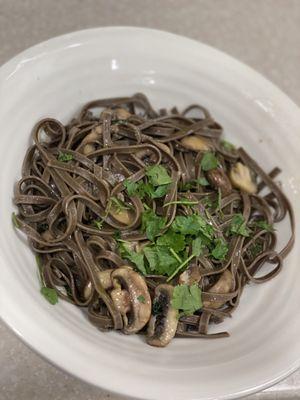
[13,93,295,342]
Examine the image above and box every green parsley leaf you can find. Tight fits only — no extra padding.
[229,214,251,237]
[137,295,146,303]
[143,246,158,272]
[253,220,275,232]
[249,242,263,258]
[155,246,180,275]
[145,165,172,186]
[123,179,140,196]
[109,197,131,213]
[57,151,73,162]
[202,196,213,208]
[118,241,147,274]
[92,219,103,230]
[200,152,218,171]
[211,238,228,260]
[179,177,209,191]
[141,209,166,241]
[156,231,186,252]
[197,177,210,186]
[171,215,214,240]
[151,184,170,199]
[171,283,202,316]
[12,212,20,228]
[40,287,58,305]
[221,140,236,152]
[192,237,204,257]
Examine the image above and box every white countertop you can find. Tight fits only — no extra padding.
[0,0,299,399]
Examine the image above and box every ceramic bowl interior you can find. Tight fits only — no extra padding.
[0,27,299,400]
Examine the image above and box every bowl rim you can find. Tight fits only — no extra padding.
[1,26,300,400]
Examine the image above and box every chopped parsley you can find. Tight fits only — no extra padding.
[229,214,251,237]
[123,165,172,200]
[40,287,59,305]
[92,219,103,230]
[253,220,275,232]
[118,240,147,275]
[211,238,228,260]
[36,255,58,305]
[57,151,73,162]
[141,208,166,241]
[221,140,236,152]
[145,165,172,186]
[12,212,20,228]
[171,283,202,316]
[200,152,218,171]
[137,295,146,303]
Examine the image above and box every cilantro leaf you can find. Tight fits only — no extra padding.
[156,231,186,252]
[123,179,140,196]
[253,220,274,232]
[57,151,73,162]
[145,165,172,186]
[211,238,228,260]
[200,152,218,171]
[118,241,147,274]
[172,283,202,316]
[137,295,146,303]
[143,246,158,272]
[197,177,210,186]
[93,219,103,230]
[12,212,20,228]
[141,209,166,241]
[179,177,210,191]
[249,242,263,258]
[144,245,180,276]
[109,197,131,213]
[229,214,251,237]
[221,140,236,152]
[171,215,214,240]
[192,237,204,257]
[40,287,58,305]
[155,246,180,275]
[150,184,170,199]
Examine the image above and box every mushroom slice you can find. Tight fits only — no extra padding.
[83,269,114,300]
[203,270,234,309]
[110,208,134,226]
[114,108,131,120]
[147,284,178,347]
[229,162,257,194]
[180,135,211,152]
[111,266,151,334]
[206,168,232,196]
[179,264,201,285]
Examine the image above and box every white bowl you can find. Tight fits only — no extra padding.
[0,27,299,400]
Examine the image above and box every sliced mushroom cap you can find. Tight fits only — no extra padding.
[179,264,202,285]
[83,269,114,300]
[147,284,178,347]
[206,168,232,196]
[83,143,95,155]
[115,108,131,120]
[82,125,102,145]
[110,208,134,226]
[111,266,151,334]
[229,162,257,194]
[203,270,234,309]
[180,135,211,152]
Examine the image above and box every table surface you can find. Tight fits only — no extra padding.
[0,1,299,399]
